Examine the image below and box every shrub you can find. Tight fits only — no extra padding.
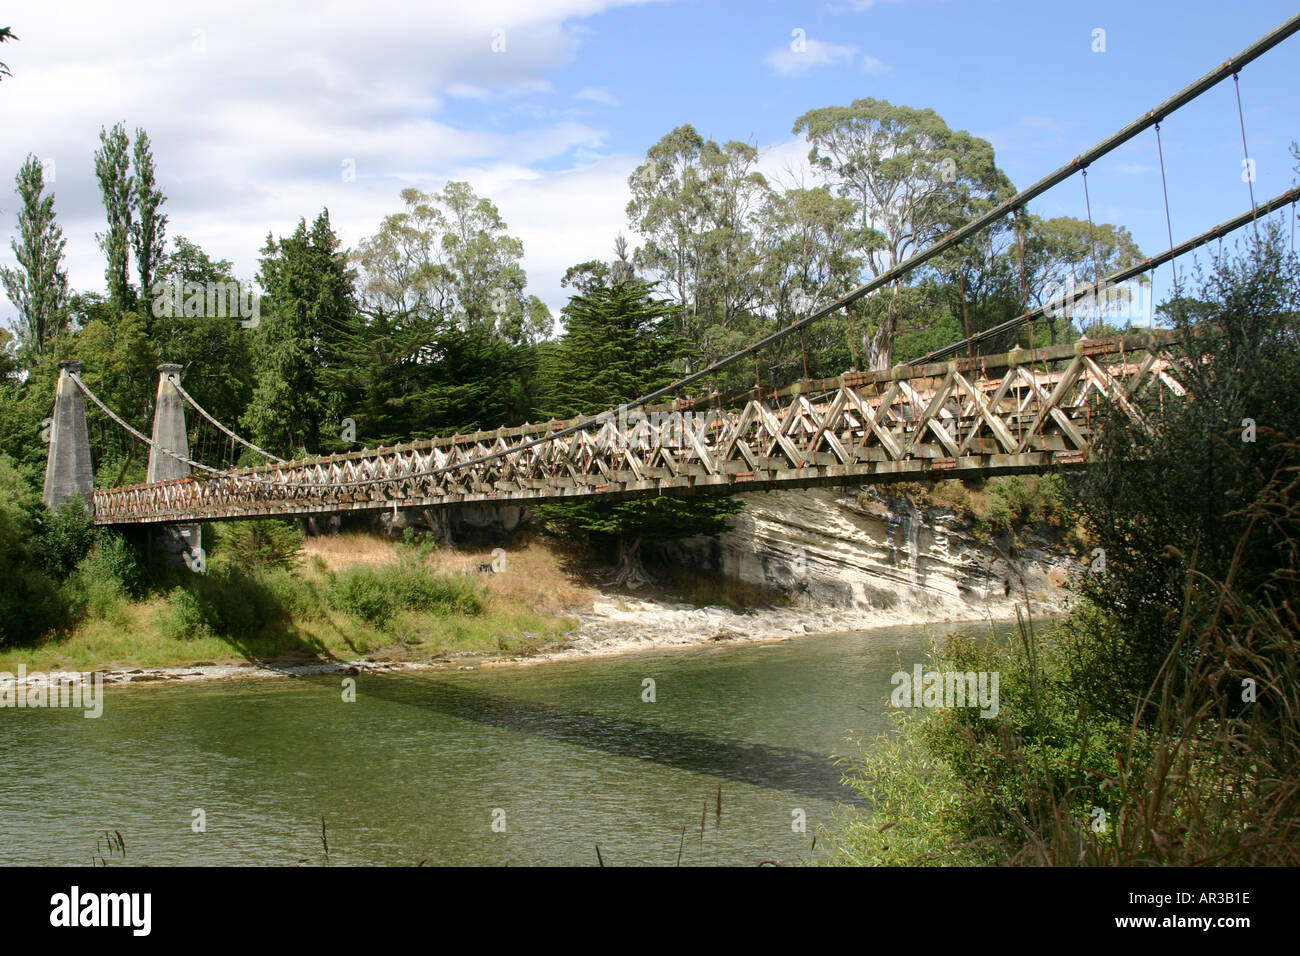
[0,453,68,644]
[826,617,1141,866]
[63,563,126,624]
[91,530,147,598]
[388,563,483,616]
[159,587,212,642]
[327,561,483,630]
[0,566,67,645]
[256,566,321,621]
[31,498,95,579]
[327,565,397,627]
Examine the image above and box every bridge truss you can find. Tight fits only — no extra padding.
[89,332,1184,524]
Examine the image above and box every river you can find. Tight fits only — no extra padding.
[0,620,993,866]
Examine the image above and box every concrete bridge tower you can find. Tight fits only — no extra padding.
[42,360,94,512]
[147,364,202,567]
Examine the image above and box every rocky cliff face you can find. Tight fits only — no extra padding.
[652,486,1076,625]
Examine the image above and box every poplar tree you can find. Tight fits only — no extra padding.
[0,154,69,357]
[93,122,134,309]
[131,129,168,307]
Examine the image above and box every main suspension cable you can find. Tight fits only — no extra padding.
[170,378,285,464]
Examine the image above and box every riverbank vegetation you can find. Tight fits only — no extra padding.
[827,228,1300,866]
[0,507,583,672]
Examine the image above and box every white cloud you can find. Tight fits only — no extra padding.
[762,36,889,78]
[764,37,859,77]
[831,0,910,10]
[574,86,619,106]
[0,0,664,327]
[860,55,891,76]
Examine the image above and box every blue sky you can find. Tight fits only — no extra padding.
[1,0,1296,326]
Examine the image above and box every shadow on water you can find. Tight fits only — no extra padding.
[366,677,868,808]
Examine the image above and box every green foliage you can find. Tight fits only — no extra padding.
[31,499,94,579]
[626,126,771,372]
[210,519,303,571]
[0,25,15,81]
[157,566,310,643]
[542,280,690,419]
[531,495,743,545]
[533,279,743,553]
[130,128,167,299]
[0,453,68,644]
[793,98,1014,369]
[830,231,1300,867]
[826,618,1139,866]
[326,561,484,630]
[61,530,146,623]
[352,183,552,345]
[243,210,354,456]
[1071,226,1300,717]
[93,122,135,310]
[978,475,1071,536]
[0,154,70,361]
[159,587,211,642]
[147,236,253,428]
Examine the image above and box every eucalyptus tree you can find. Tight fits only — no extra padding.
[352,183,550,345]
[793,99,1013,369]
[1020,216,1146,340]
[626,125,771,370]
[755,184,863,377]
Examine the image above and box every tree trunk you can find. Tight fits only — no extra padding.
[423,507,452,546]
[610,536,653,590]
[864,319,894,372]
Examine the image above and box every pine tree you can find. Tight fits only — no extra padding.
[532,277,742,587]
[243,210,354,455]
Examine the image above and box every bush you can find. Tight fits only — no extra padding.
[976,475,1069,537]
[63,564,126,624]
[91,530,147,598]
[62,531,147,623]
[256,566,322,621]
[0,453,68,644]
[159,587,212,642]
[31,499,95,579]
[828,231,1300,866]
[327,565,397,627]
[0,566,67,645]
[327,561,483,630]
[826,617,1143,866]
[1073,227,1300,716]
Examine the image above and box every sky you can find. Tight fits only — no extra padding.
[0,0,1296,332]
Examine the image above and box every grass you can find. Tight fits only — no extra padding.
[0,534,586,673]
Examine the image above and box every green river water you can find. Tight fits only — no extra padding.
[0,621,990,866]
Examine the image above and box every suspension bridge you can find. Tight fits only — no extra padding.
[39,15,1300,568]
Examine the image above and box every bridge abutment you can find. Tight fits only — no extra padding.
[147,364,202,568]
[42,360,94,513]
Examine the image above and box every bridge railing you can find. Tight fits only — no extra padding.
[90,330,1185,525]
